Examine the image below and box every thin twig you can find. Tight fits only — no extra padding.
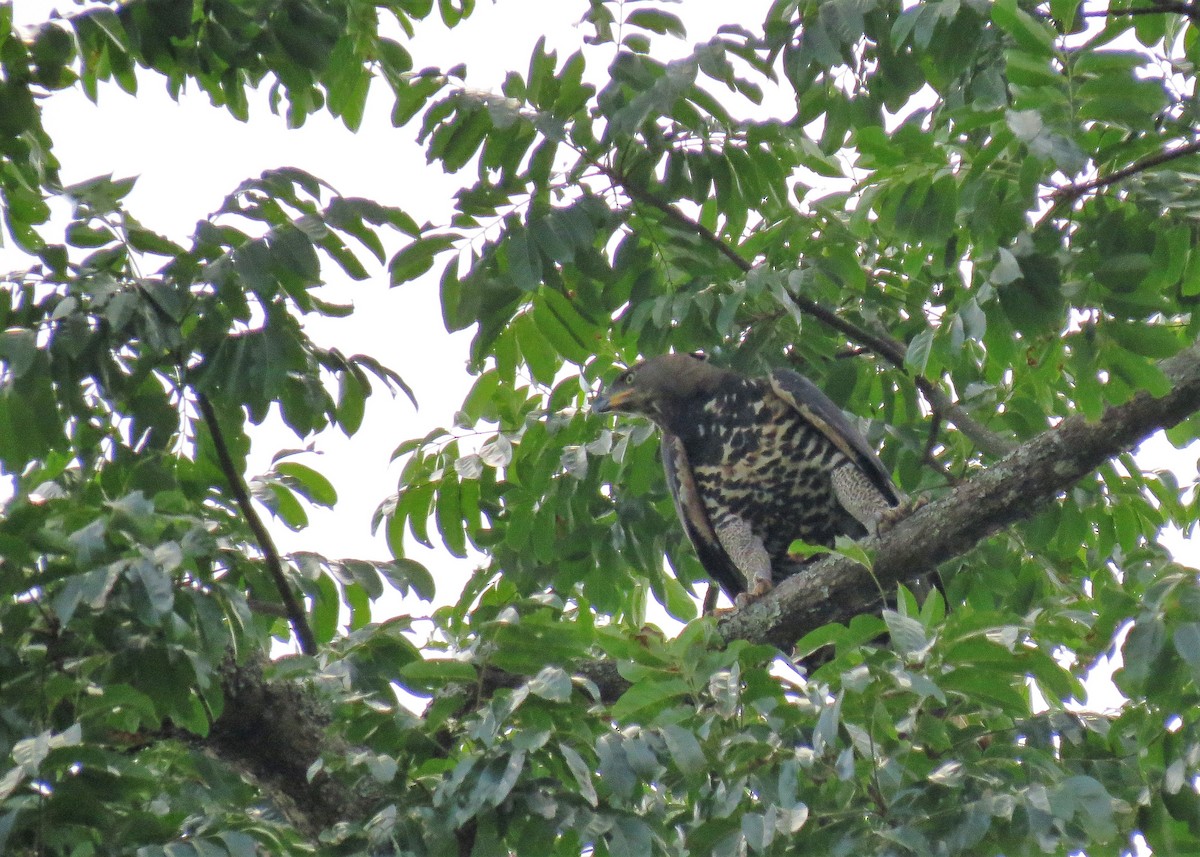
[196,392,318,656]
[592,160,750,273]
[595,161,1017,457]
[1053,139,1200,203]
[918,413,964,486]
[913,379,1014,458]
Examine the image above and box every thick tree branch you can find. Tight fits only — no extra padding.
[725,341,1200,646]
[196,392,318,656]
[557,340,1200,701]
[206,656,359,837]
[595,161,1017,458]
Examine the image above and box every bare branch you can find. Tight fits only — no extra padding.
[1053,139,1200,203]
[196,392,318,656]
[914,380,1016,458]
[1080,2,1200,26]
[592,160,750,274]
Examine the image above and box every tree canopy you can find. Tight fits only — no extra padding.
[4,0,1200,854]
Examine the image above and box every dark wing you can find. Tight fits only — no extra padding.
[768,368,901,505]
[660,433,746,600]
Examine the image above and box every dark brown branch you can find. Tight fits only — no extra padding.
[1053,139,1200,203]
[207,655,357,837]
[1080,3,1200,26]
[595,161,1017,458]
[911,378,1015,458]
[720,340,1200,648]
[592,160,751,274]
[507,339,1200,703]
[922,412,944,471]
[196,392,318,656]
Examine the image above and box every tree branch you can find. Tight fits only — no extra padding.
[725,340,1200,646]
[196,392,318,656]
[525,339,1200,703]
[1080,2,1200,26]
[595,160,1017,458]
[206,656,359,837]
[1052,139,1200,203]
[182,343,1200,831]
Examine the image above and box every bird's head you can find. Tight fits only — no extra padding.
[592,353,728,426]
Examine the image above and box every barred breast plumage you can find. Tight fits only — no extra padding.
[593,353,900,602]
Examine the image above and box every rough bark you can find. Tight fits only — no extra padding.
[718,341,1200,649]
[200,341,1200,828]
[204,656,359,837]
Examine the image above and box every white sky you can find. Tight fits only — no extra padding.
[11,8,1196,855]
[2,1,777,620]
[6,2,1198,727]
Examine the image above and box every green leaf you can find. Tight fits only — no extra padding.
[381,558,436,601]
[940,667,1028,715]
[389,234,457,285]
[400,658,478,687]
[992,0,1056,55]
[478,434,513,467]
[0,328,37,377]
[656,571,698,622]
[660,723,706,779]
[611,677,691,721]
[1105,321,1181,359]
[905,328,935,374]
[830,536,874,571]
[558,742,598,806]
[435,472,468,558]
[527,665,572,702]
[1173,622,1200,681]
[311,571,340,645]
[274,461,338,507]
[882,609,930,658]
[66,222,113,247]
[1050,0,1080,28]
[595,734,637,800]
[130,558,175,619]
[336,369,366,434]
[626,9,687,38]
[262,482,309,530]
[270,226,321,288]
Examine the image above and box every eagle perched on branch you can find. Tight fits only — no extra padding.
[593,353,901,604]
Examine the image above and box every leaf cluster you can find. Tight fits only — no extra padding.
[5,1,1200,855]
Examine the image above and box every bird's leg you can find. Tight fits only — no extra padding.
[831,463,903,535]
[713,515,773,605]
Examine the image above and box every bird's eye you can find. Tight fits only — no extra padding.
[619,370,634,385]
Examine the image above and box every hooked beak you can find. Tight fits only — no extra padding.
[592,387,635,414]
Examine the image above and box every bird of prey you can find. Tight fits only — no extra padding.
[592,353,901,603]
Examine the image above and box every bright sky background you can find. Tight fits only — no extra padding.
[3,0,778,622]
[6,2,1199,733]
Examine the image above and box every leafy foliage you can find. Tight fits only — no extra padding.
[3,0,1200,854]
